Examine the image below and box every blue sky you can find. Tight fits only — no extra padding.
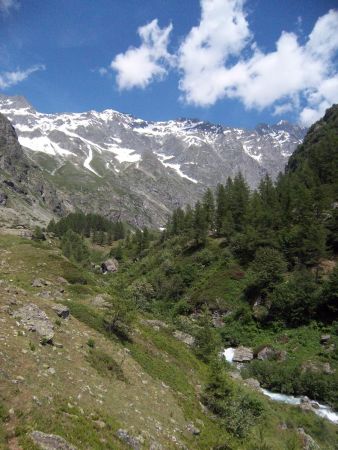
[0,0,337,128]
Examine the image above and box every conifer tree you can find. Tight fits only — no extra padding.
[193,201,208,245]
[202,188,215,232]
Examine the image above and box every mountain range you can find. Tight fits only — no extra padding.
[0,94,306,228]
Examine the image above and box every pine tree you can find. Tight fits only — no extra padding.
[193,201,208,245]
[202,188,215,232]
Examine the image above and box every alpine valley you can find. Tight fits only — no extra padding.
[0,94,306,228]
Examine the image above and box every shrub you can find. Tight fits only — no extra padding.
[86,338,95,348]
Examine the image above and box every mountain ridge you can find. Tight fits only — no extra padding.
[0,93,307,228]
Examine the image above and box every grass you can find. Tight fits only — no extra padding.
[1,232,338,450]
[86,348,127,382]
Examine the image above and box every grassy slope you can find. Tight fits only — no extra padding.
[0,234,337,449]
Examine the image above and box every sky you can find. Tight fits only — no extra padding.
[0,0,337,128]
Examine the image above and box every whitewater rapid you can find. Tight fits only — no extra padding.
[223,348,338,424]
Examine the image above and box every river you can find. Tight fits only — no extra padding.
[223,348,338,424]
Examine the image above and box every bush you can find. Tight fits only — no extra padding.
[202,359,264,438]
[103,296,136,340]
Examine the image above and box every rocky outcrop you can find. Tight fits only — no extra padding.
[13,303,54,343]
[0,112,68,227]
[233,346,253,362]
[29,431,77,449]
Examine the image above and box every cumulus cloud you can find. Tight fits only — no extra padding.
[0,0,19,14]
[178,0,251,106]
[109,1,338,125]
[0,64,45,89]
[111,19,174,90]
[178,2,338,125]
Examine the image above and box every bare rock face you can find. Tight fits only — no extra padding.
[13,303,54,343]
[29,431,77,449]
[101,258,119,274]
[173,330,195,346]
[233,346,253,362]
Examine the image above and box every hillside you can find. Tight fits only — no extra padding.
[0,105,337,449]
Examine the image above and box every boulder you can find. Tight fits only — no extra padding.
[101,258,119,274]
[52,304,70,319]
[13,304,54,343]
[116,429,141,450]
[0,192,8,206]
[256,346,275,361]
[186,423,200,435]
[56,277,69,285]
[32,278,49,288]
[320,334,331,344]
[244,378,261,390]
[29,431,77,449]
[233,346,253,362]
[173,330,195,346]
[211,312,224,328]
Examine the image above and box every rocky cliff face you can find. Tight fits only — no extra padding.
[0,113,68,228]
[0,94,307,227]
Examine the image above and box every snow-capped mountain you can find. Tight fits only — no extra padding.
[0,94,306,227]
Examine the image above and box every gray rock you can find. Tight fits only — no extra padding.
[211,312,224,328]
[52,304,70,319]
[101,258,119,274]
[186,423,200,435]
[56,277,68,285]
[244,378,261,390]
[116,429,141,450]
[32,278,49,288]
[320,334,331,344]
[0,192,8,206]
[256,346,275,361]
[13,303,54,343]
[173,330,195,346]
[233,346,253,362]
[29,431,77,449]
[141,319,169,330]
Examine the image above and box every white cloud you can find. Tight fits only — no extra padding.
[0,64,45,89]
[178,0,251,106]
[111,19,173,90]
[0,0,19,14]
[177,2,338,125]
[109,1,338,125]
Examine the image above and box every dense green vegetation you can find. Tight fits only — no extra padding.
[43,105,338,447]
